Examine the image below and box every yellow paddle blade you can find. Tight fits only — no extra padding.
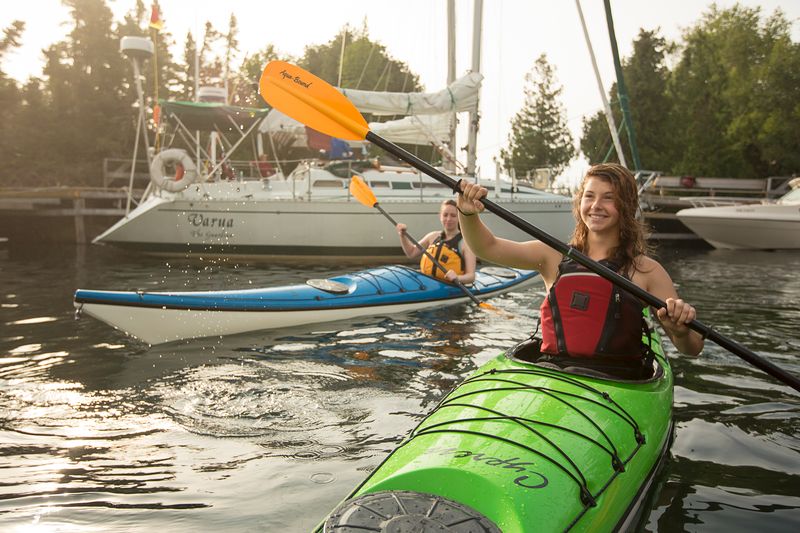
[259,61,369,141]
[349,175,378,208]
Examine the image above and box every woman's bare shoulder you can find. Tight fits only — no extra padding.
[634,254,665,272]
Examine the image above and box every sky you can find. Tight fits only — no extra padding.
[2,0,798,185]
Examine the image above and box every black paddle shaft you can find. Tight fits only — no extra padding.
[366,131,800,392]
[372,203,483,306]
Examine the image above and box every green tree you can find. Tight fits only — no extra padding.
[178,30,196,100]
[668,5,800,177]
[300,25,431,165]
[580,29,674,171]
[222,14,239,91]
[301,26,422,93]
[31,0,131,185]
[198,21,224,87]
[12,79,51,185]
[500,54,575,177]
[1,21,25,184]
[230,44,287,107]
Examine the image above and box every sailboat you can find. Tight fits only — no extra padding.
[94,14,573,259]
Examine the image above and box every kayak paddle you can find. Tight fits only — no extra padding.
[259,60,800,393]
[349,175,502,313]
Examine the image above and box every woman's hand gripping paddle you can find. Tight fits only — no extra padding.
[259,60,800,392]
[349,175,502,313]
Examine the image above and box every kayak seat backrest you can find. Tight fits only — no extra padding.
[506,337,663,383]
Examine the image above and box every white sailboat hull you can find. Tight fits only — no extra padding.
[94,177,574,258]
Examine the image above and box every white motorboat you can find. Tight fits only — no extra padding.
[676,178,800,250]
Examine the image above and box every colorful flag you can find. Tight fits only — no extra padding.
[149,3,163,31]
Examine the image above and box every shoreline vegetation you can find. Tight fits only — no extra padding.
[0,2,798,189]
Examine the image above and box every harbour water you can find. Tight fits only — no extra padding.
[1,243,798,531]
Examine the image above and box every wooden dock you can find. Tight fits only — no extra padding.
[0,187,136,244]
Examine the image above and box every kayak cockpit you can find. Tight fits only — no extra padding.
[507,337,666,383]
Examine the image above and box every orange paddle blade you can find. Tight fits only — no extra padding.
[259,61,369,141]
[349,175,378,208]
[478,301,500,312]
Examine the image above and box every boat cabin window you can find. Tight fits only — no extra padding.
[419,182,448,189]
[369,181,391,188]
[391,181,414,190]
[312,179,345,188]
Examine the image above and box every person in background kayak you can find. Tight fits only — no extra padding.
[397,199,477,285]
[456,163,704,363]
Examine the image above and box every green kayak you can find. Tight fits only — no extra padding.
[319,324,673,533]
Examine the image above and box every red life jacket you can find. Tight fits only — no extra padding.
[539,257,649,362]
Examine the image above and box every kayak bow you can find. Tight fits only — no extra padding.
[320,327,672,533]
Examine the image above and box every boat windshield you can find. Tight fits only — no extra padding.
[778,186,800,205]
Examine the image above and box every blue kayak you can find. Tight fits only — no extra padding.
[74,265,539,344]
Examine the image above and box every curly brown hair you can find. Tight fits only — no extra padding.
[569,163,651,274]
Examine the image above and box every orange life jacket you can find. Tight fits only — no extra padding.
[419,232,465,281]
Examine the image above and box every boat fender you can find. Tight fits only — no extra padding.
[323,490,501,533]
[150,148,197,192]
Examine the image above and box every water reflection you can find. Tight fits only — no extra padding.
[0,244,798,531]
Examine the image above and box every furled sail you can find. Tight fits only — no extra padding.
[260,109,451,146]
[340,72,482,115]
[259,73,479,145]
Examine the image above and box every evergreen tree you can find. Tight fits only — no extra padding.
[222,14,239,94]
[198,21,225,87]
[580,30,673,170]
[500,54,575,177]
[34,0,131,185]
[179,31,197,100]
[1,21,24,184]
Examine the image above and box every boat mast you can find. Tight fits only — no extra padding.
[446,0,457,172]
[466,0,483,177]
[194,27,201,174]
[603,0,641,170]
[120,37,154,214]
[337,27,347,87]
[575,0,627,167]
